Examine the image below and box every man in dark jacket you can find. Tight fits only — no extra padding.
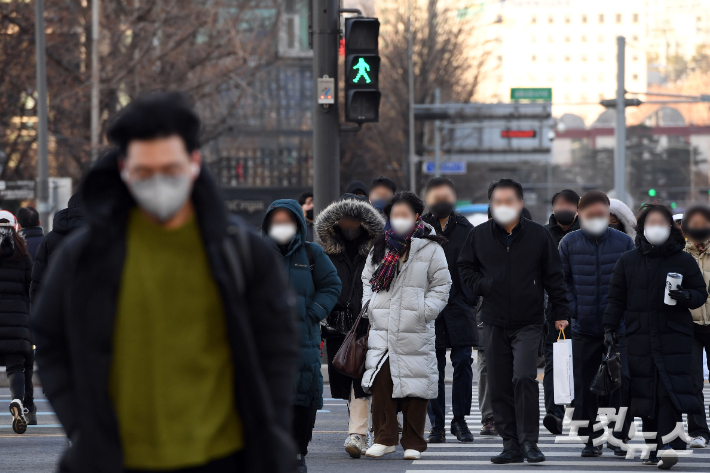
[541,189,579,434]
[298,191,315,242]
[422,177,477,444]
[32,92,298,473]
[458,178,569,464]
[559,191,634,457]
[29,192,84,303]
[17,207,44,262]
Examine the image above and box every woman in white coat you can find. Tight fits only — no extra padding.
[361,192,452,460]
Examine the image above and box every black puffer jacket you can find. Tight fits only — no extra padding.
[0,242,33,356]
[423,212,477,348]
[315,195,384,399]
[604,227,707,417]
[29,206,84,304]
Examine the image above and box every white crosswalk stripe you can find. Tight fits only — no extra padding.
[413,385,710,471]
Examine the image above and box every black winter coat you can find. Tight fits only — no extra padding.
[29,206,84,304]
[18,226,44,263]
[31,153,299,473]
[423,212,477,348]
[0,245,32,356]
[458,216,569,328]
[315,197,385,400]
[604,228,707,417]
[543,214,579,341]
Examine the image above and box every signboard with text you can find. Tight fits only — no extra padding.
[510,88,552,102]
[423,161,467,175]
[0,180,35,200]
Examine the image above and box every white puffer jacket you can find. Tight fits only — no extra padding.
[361,229,452,399]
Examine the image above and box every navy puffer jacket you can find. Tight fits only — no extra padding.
[559,228,634,336]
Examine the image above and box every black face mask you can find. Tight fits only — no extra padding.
[340,226,362,241]
[609,223,624,232]
[554,210,576,226]
[305,208,314,221]
[430,201,455,219]
[687,227,710,242]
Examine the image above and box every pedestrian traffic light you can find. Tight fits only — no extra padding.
[344,17,380,123]
[648,189,657,197]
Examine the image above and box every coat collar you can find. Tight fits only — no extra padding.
[314,197,385,257]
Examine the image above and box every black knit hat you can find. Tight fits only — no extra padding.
[578,190,610,210]
[551,189,580,207]
[682,204,710,231]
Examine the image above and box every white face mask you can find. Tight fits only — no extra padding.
[491,205,520,226]
[581,217,609,237]
[121,163,199,222]
[269,223,298,245]
[390,218,415,237]
[644,225,671,246]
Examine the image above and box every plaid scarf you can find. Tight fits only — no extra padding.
[370,217,426,293]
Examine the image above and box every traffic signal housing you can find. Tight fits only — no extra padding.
[344,17,381,123]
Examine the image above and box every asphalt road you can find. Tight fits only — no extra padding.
[2,382,710,473]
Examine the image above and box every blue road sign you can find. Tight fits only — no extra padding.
[423,161,467,175]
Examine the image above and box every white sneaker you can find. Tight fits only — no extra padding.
[365,443,396,457]
[9,399,27,435]
[403,449,421,460]
[689,436,707,448]
[345,434,366,458]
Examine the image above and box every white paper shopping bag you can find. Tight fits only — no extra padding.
[553,331,574,405]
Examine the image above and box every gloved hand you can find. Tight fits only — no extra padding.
[603,328,618,349]
[668,284,691,305]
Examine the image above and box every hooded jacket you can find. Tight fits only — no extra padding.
[604,226,707,417]
[361,224,451,399]
[29,205,84,304]
[18,226,44,263]
[262,199,341,409]
[609,198,637,240]
[559,228,634,337]
[0,240,32,356]
[683,240,710,326]
[422,212,478,348]
[315,196,384,399]
[31,153,299,473]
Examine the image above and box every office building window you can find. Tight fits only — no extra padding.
[582,54,588,62]
[616,13,621,23]
[599,13,604,23]
[632,73,638,80]
[598,54,604,62]
[633,13,639,23]
[632,35,639,42]
[582,14,587,24]
[531,15,537,24]
[564,55,571,62]
[532,54,537,62]
[565,35,571,43]
[582,35,587,42]
[565,15,571,24]
[632,55,638,61]
[548,15,554,24]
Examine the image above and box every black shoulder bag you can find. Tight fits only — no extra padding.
[589,344,623,396]
[321,265,360,339]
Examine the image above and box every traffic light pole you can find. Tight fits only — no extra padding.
[614,36,627,205]
[34,0,50,232]
[312,0,341,219]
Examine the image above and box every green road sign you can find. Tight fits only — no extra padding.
[510,88,552,101]
[353,57,372,83]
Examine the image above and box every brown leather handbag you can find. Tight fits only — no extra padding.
[332,300,370,378]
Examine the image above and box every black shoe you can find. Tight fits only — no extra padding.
[490,449,525,464]
[581,445,603,457]
[427,427,446,443]
[521,442,546,463]
[24,404,37,426]
[480,416,497,436]
[608,441,626,456]
[543,413,563,435]
[451,418,474,443]
[295,455,307,473]
[642,453,659,465]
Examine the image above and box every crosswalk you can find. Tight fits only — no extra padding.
[410,385,710,472]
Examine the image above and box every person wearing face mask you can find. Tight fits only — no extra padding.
[541,189,579,434]
[420,177,477,444]
[298,191,315,242]
[558,191,634,457]
[609,198,637,240]
[368,176,397,215]
[681,204,710,449]
[605,204,707,468]
[458,178,569,464]
[262,198,341,472]
[31,93,301,473]
[313,193,385,458]
[361,192,451,460]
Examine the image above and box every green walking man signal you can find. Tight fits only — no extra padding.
[352,58,371,84]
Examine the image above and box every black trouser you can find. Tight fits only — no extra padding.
[126,452,242,472]
[5,353,26,403]
[688,327,710,441]
[292,401,318,456]
[427,346,474,430]
[24,348,34,408]
[543,341,565,418]
[483,322,542,451]
[572,333,631,445]
[643,371,687,452]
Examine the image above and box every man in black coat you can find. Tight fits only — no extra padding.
[17,207,44,262]
[31,92,298,473]
[29,192,84,304]
[458,178,569,464]
[541,189,578,434]
[422,177,477,444]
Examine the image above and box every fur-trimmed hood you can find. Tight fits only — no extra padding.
[609,198,637,240]
[314,198,385,257]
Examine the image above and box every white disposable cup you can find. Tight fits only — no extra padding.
[664,272,683,305]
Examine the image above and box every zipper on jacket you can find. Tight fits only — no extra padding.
[596,239,601,333]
